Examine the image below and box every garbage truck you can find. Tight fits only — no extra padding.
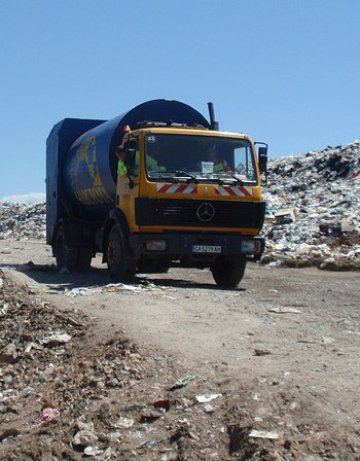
[46,99,267,287]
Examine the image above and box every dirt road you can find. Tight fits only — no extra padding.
[1,239,360,460]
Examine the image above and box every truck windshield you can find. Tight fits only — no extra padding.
[144,134,257,183]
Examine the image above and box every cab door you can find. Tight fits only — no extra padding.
[116,137,141,232]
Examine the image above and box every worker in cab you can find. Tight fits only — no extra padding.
[116,145,166,176]
[210,147,232,173]
[146,154,166,173]
[116,146,127,176]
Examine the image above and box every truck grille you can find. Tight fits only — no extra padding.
[135,198,265,229]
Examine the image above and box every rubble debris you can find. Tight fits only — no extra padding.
[262,140,360,270]
[83,445,105,456]
[152,398,172,411]
[138,439,157,449]
[111,416,134,429]
[203,403,215,413]
[42,333,72,346]
[0,269,153,457]
[72,428,99,448]
[140,407,165,421]
[0,427,21,442]
[140,399,172,421]
[274,208,297,224]
[254,348,272,356]
[0,202,45,240]
[1,210,360,460]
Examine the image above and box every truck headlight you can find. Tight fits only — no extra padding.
[146,239,167,251]
[241,240,255,254]
[254,240,262,254]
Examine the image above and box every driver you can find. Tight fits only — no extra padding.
[210,147,232,173]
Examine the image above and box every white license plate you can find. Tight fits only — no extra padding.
[192,245,222,254]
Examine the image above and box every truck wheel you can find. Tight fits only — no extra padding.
[107,225,136,282]
[211,256,246,288]
[54,226,78,272]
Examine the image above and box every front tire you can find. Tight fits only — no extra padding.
[107,225,136,282]
[211,256,247,288]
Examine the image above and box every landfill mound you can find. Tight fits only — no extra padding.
[1,270,357,460]
[0,202,45,240]
[262,140,360,270]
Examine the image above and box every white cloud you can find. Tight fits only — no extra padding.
[1,192,45,205]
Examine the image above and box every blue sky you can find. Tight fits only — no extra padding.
[1,0,359,198]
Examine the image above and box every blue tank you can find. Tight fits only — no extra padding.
[61,99,210,220]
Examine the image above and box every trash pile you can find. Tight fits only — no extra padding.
[262,140,360,270]
[2,270,355,460]
[63,280,171,297]
[0,202,46,240]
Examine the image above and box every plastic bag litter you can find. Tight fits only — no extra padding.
[195,393,222,403]
[39,407,60,424]
[268,307,302,314]
[102,283,138,292]
[249,429,280,440]
[65,287,101,297]
[64,283,138,297]
[111,416,134,429]
[168,374,196,390]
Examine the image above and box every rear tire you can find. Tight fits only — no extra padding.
[54,226,78,272]
[107,225,136,282]
[211,256,246,288]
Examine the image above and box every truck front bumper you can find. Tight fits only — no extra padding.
[130,233,265,260]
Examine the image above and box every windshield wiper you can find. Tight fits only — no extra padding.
[210,173,244,186]
[175,170,199,183]
[148,172,179,182]
[148,171,199,184]
[220,174,244,186]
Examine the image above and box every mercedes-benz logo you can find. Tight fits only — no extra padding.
[196,202,215,222]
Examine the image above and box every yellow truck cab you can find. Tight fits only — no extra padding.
[107,122,266,287]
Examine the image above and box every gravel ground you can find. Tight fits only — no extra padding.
[1,239,360,460]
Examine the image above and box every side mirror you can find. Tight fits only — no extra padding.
[258,146,268,174]
[124,140,138,175]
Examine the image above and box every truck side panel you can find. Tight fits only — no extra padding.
[46,118,104,245]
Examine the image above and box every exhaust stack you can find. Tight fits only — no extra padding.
[207,102,219,130]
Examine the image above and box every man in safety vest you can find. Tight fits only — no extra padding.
[116,146,166,176]
[116,146,127,176]
[211,148,232,173]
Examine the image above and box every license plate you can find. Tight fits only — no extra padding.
[192,245,222,254]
